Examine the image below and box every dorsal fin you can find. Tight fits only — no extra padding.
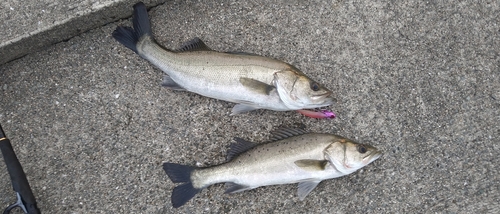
[176,37,212,52]
[226,137,258,161]
[225,51,261,56]
[269,125,308,141]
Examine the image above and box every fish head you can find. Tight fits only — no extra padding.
[273,70,336,110]
[324,138,382,175]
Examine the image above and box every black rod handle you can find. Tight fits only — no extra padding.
[0,124,40,214]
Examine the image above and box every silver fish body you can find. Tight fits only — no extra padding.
[163,127,382,208]
[113,3,335,115]
[191,134,350,188]
[138,37,292,111]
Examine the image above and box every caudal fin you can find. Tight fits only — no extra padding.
[163,162,201,208]
[112,2,153,53]
[171,182,201,208]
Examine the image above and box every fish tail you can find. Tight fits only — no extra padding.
[171,182,201,208]
[112,2,153,53]
[163,162,201,208]
[163,162,194,183]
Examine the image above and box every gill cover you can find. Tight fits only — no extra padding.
[273,70,334,110]
[324,139,381,176]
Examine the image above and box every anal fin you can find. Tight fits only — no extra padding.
[297,180,321,200]
[224,182,252,194]
[231,104,261,115]
[161,75,186,91]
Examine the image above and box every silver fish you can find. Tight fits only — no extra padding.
[112,3,335,115]
[163,127,382,208]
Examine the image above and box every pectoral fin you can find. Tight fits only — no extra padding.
[294,159,328,171]
[297,180,321,200]
[239,77,274,95]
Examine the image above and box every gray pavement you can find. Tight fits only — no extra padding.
[1,0,499,213]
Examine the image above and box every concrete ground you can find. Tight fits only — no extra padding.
[1,0,499,213]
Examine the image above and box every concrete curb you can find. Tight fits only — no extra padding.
[0,0,166,65]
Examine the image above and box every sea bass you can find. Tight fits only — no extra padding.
[163,127,382,208]
[112,3,335,116]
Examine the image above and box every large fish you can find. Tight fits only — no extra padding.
[112,3,335,116]
[163,127,382,208]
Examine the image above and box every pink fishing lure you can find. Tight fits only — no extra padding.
[297,109,336,119]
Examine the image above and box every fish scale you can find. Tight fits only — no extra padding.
[112,2,335,115]
[163,127,382,208]
[137,37,292,110]
[191,134,335,189]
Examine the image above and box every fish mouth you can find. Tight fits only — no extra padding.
[363,151,382,164]
[312,91,332,99]
[311,92,336,104]
[371,151,382,160]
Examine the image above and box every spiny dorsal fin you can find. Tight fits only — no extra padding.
[176,37,212,52]
[269,125,308,141]
[226,137,258,161]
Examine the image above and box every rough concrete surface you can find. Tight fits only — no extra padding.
[1,0,499,213]
[0,0,167,65]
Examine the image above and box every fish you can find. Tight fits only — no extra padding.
[163,127,382,208]
[112,3,336,116]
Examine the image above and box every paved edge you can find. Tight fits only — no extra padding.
[0,0,166,65]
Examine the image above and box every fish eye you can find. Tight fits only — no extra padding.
[357,145,367,154]
[310,82,320,91]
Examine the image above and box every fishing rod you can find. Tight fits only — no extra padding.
[0,123,41,214]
